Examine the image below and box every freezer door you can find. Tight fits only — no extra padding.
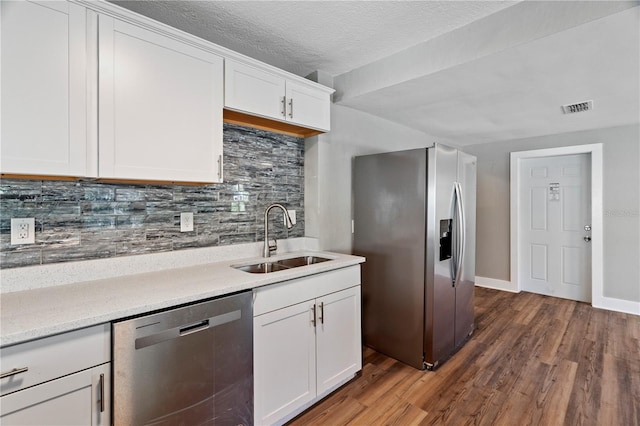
[454,151,477,349]
[354,149,427,370]
[424,144,458,367]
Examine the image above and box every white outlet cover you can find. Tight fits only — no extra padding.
[180,212,194,232]
[11,218,35,245]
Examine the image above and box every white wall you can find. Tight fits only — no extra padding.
[465,124,640,303]
[305,103,434,253]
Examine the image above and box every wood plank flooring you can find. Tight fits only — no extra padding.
[288,287,640,426]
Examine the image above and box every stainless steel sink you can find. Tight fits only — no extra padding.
[233,262,291,274]
[275,256,331,268]
[232,255,332,274]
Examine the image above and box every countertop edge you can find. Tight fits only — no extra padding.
[0,251,365,347]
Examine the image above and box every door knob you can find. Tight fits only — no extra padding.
[584,236,592,242]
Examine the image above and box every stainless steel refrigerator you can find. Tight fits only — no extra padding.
[353,144,476,370]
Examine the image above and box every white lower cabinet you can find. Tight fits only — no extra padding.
[253,266,362,425]
[315,287,362,395]
[0,364,110,425]
[254,300,317,424]
[0,324,111,425]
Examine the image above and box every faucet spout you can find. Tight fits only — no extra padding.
[263,203,294,258]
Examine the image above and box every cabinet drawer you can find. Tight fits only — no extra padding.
[253,266,361,316]
[1,324,110,396]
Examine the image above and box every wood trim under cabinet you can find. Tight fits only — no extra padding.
[223,109,324,138]
[1,174,211,186]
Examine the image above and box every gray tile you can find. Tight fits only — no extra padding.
[0,124,305,269]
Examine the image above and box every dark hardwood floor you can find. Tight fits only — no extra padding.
[289,287,640,426]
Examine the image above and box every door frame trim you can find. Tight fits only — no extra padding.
[510,144,603,307]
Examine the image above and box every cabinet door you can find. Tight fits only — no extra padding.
[1,1,88,176]
[254,300,316,425]
[225,60,286,122]
[316,286,362,395]
[285,80,331,131]
[99,16,224,182]
[0,364,111,426]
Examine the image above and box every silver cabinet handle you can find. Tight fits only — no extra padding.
[584,236,592,242]
[311,304,316,327]
[0,367,28,379]
[288,98,293,119]
[217,154,222,180]
[99,373,105,413]
[319,302,324,324]
[281,96,286,117]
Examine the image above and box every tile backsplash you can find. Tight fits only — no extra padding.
[0,124,305,269]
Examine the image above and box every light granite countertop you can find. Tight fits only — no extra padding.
[0,250,364,347]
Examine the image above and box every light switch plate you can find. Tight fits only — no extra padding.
[11,218,35,245]
[180,212,194,232]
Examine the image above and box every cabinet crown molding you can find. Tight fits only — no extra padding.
[71,0,335,95]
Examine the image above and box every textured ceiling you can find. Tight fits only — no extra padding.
[111,1,639,145]
[111,1,518,77]
[337,5,640,145]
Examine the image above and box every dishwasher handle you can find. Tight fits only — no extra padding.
[134,310,241,350]
[179,319,209,336]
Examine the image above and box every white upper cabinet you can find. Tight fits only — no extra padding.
[224,61,286,122]
[98,16,224,183]
[2,0,332,182]
[285,80,331,132]
[225,59,332,132]
[1,1,88,176]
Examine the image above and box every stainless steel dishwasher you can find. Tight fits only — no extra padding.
[112,291,253,426]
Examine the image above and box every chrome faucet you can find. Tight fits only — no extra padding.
[263,203,294,258]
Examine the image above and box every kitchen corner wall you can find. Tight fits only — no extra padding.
[305,102,436,254]
[0,124,305,269]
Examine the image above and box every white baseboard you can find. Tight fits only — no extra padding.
[475,277,639,316]
[593,296,640,316]
[475,276,519,293]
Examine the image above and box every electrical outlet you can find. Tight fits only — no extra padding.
[285,210,296,226]
[180,212,194,232]
[11,218,35,245]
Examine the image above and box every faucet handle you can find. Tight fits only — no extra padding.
[268,238,278,254]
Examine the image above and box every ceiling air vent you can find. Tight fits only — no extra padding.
[562,100,593,114]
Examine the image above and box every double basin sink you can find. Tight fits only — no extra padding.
[233,255,332,274]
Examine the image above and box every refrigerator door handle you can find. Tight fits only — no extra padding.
[454,182,466,286]
[450,185,458,285]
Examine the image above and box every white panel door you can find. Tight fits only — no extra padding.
[254,300,316,425]
[224,60,286,121]
[0,364,111,425]
[520,154,591,302]
[99,16,223,182]
[316,286,362,396]
[285,81,331,131]
[1,0,88,176]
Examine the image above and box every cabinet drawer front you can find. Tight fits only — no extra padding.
[253,266,361,316]
[0,324,110,396]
